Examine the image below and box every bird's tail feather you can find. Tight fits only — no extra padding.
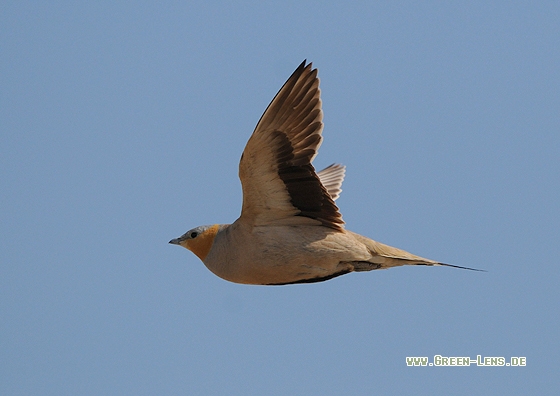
[431,262,486,272]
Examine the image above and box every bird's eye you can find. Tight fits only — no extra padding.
[190,231,198,238]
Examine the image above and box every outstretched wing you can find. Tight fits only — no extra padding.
[238,61,344,230]
[317,164,345,201]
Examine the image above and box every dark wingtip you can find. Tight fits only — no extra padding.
[296,59,313,73]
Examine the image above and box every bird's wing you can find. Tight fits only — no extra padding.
[238,61,344,231]
[317,164,345,201]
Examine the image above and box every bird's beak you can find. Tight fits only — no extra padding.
[169,237,181,245]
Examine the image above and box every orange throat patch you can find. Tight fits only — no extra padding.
[183,224,220,261]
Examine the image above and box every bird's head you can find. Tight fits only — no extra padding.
[169,224,220,261]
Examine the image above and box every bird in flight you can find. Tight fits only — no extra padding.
[170,60,480,285]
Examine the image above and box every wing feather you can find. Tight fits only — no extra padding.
[317,164,346,201]
[238,61,344,230]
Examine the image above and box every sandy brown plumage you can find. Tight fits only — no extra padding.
[170,61,481,285]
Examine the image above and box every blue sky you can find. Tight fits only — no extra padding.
[1,1,559,395]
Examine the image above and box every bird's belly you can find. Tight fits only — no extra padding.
[204,226,370,285]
